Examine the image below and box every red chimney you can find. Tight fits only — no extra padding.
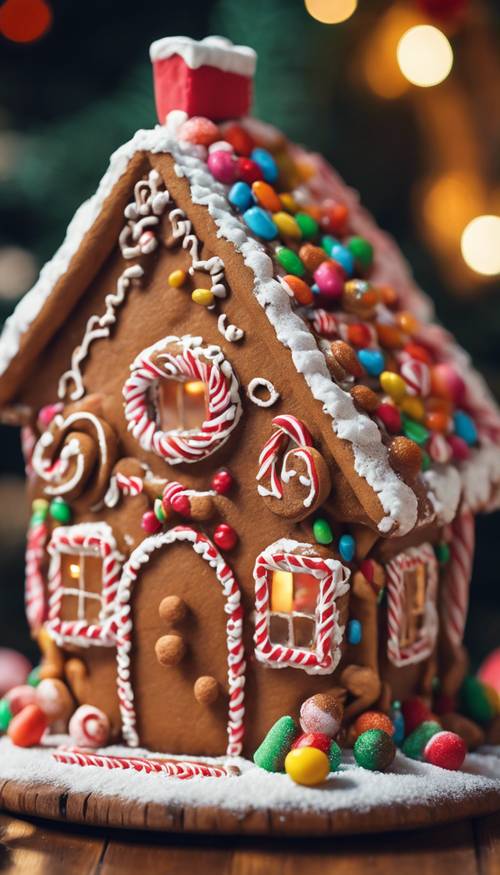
[149,36,257,124]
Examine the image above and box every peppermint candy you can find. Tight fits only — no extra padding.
[400,359,430,397]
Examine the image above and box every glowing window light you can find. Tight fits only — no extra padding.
[69,563,81,580]
[305,0,357,25]
[461,216,500,277]
[397,25,453,88]
[271,571,294,612]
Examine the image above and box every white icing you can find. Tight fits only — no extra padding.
[247,377,279,407]
[422,465,462,525]
[149,36,256,78]
[218,313,244,342]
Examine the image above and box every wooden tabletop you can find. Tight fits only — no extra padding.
[0,810,499,874]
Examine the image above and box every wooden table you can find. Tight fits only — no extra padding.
[0,810,498,874]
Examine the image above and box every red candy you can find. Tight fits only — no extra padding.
[403,342,433,365]
[236,156,263,184]
[447,434,470,461]
[141,510,162,534]
[213,523,238,551]
[402,697,432,736]
[347,323,372,348]
[376,402,402,434]
[211,469,233,495]
[0,648,32,697]
[320,201,349,236]
[291,731,331,754]
[424,730,467,770]
[223,123,255,156]
[430,363,466,405]
[170,494,192,517]
[178,116,220,146]
[8,704,47,747]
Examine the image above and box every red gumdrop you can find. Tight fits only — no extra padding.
[236,157,264,185]
[447,434,470,462]
[170,494,192,517]
[223,123,255,156]
[211,469,233,495]
[402,697,432,736]
[376,402,402,434]
[291,731,331,754]
[213,523,238,551]
[8,703,47,747]
[141,510,162,534]
[424,731,467,771]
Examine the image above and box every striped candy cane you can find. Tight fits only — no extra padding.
[441,511,475,649]
[256,415,314,501]
[386,543,439,667]
[25,520,48,631]
[52,748,239,778]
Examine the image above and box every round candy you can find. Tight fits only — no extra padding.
[273,211,302,240]
[460,675,497,724]
[347,323,372,348]
[447,434,470,461]
[400,359,430,397]
[299,243,327,272]
[343,280,379,318]
[380,371,406,403]
[435,542,451,565]
[5,685,37,716]
[141,510,162,534]
[251,180,281,213]
[35,678,74,723]
[285,746,330,786]
[154,498,167,523]
[402,416,429,446]
[159,595,187,624]
[376,402,402,434]
[68,704,110,748]
[280,192,298,213]
[401,697,432,735]
[243,206,278,241]
[253,715,298,772]
[223,123,255,156]
[402,720,441,761]
[193,675,219,705]
[478,648,500,695]
[211,469,233,495]
[428,433,452,464]
[8,703,47,747]
[330,243,354,277]
[178,116,219,146]
[27,665,41,688]
[292,730,330,754]
[300,693,343,738]
[250,147,278,183]
[276,246,305,277]
[354,710,394,739]
[339,534,355,562]
[353,729,396,771]
[313,518,333,545]
[424,731,467,771]
[207,150,236,184]
[358,349,385,377]
[213,523,238,551]
[430,363,466,405]
[236,157,263,185]
[400,395,425,422]
[346,236,374,271]
[282,275,314,306]
[453,410,477,446]
[155,634,186,667]
[404,342,433,365]
[49,497,71,523]
[0,648,32,697]
[313,261,344,299]
[320,202,348,235]
[228,181,253,212]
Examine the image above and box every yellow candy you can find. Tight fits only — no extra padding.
[401,395,425,422]
[168,269,187,288]
[192,288,214,307]
[484,683,500,715]
[272,211,302,241]
[280,192,298,213]
[380,371,407,403]
[284,747,330,786]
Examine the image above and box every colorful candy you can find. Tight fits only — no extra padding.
[343,279,379,318]
[354,710,394,739]
[49,497,71,523]
[400,359,430,397]
[228,180,253,212]
[353,729,396,771]
[273,211,302,240]
[379,371,406,403]
[376,402,402,434]
[320,202,348,235]
[460,675,498,724]
[35,678,74,724]
[329,243,354,276]
[300,693,343,737]
[424,730,467,771]
[213,523,238,551]
[207,149,236,184]
[358,349,385,377]
[0,649,32,696]
[168,269,187,288]
[141,510,162,535]
[402,720,441,760]
[453,410,477,446]
[347,323,372,348]
[430,363,465,405]
[282,275,314,306]
[192,288,215,307]
[347,620,362,645]
[236,156,263,185]
[5,685,37,716]
[339,534,356,562]
[253,715,298,772]
[223,123,255,156]
[299,243,327,272]
[313,517,333,545]
[346,236,374,271]
[390,701,405,746]
[178,116,219,146]
[313,260,344,298]
[447,434,470,461]
[285,746,330,786]
[277,246,305,276]
[295,212,319,240]
[8,703,47,747]
[402,416,429,446]
[211,469,234,495]
[401,697,432,735]
[251,147,278,183]
[243,206,278,241]
[69,704,110,748]
[0,699,12,732]
[400,395,425,422]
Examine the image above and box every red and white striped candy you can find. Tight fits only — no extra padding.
[69,705,110,748]
[428,433,452,465]
[256,415,314,502]
[400,359,430,397]
[52,748,240,779]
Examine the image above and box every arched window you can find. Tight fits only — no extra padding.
[386,543,439,667]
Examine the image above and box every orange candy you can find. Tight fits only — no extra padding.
[378,285,399,308]
[299,243,328,272]
[425,410,450,433]
[376,323,405,350]
[252,180,282,213]
[397,311,421,335]
[8,703,47,747]
[404,342,433,365]
[222,123,255,156]
[354,711,394,738]
[282,275,314,306]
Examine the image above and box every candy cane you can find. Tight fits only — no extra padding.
[25,520,48,631]
[115,472,143,497]
[400,359,430,397]
[441,511,475,649]
[256,415,314,501]
[52,748,239,778]
[311,309,338,339]
[386,543,439,667]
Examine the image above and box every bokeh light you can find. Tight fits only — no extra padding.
[305,0,357,25]
[397,25,453,87]
[461,216,500,276]
[362,6,421,99]
[0,0,52,44]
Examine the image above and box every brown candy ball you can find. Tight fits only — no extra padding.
[158,595,187,624]
[194,675,219,705]
[351,384,380,413]
[330,340,363,378]
[388,436,422,481]
[155,634,186,667]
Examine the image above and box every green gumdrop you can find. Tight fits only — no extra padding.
[253,715,298,772]
[50,498,72,524]
[276,247,305,277]
[353,729,396,771]
[295,212,319,240]
[460,675,495,724]
[313,518,333,545]
[346,236,374,270]
[27,665,41,688]
[435,542,451,565]
[0,698,12,732]
[402,720,441,760]
[402,415,430,446]
[328,739,342,772]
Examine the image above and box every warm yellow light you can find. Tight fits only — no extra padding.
[69,563,80,579]
[461,216,500,276]
[397,25,453,88]
[184,380,205,397]
[271,571,294,612]
[305,0,357,25]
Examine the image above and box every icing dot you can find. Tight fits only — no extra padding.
[247,378,280,407]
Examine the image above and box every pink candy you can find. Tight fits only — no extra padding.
[0,648,31,697]
[431,363,466,405]
[313,261,344,300]
[68,704,110,748]
[447,434,470,461]
[178,116,220,146]
[5,684,37,716]
[207,150,236,184]
[38,402,63,429]
[376,402,402,434]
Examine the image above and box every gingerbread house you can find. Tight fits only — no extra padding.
[0,35,499,758]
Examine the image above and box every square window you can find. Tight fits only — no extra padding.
[159,379,207,432]
[60,553,104,623]
[386,544,438,667]
[293,615,316,649]
[269,614,290,645]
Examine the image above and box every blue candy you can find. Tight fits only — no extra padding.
[390,701,405,746]
[228,181,253,212]
[358,348,385,376]
[251,147,278,184]
[243,206,278,241]
[321,235,338,255]
[453,410,478,446]
[339,533,356,562]
[330,243,355,277]
[347,620,362,645]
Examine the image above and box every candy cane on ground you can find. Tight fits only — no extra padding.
[253,539,350,675]
[386,543,439,667]
[25,520,49,631]
[115,526,245,755]
[441,511,475,649]
[256,414,314,501]
[52,748,240,778]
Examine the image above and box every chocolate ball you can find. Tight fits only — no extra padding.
[155,634,186,667]
[194,675,219,705]
[158,595,187,624]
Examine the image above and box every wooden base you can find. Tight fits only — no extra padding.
[0,773,499,836]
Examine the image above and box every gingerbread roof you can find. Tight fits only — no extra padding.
[0,39,499,538]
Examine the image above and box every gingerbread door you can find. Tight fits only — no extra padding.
[119,526,245,756]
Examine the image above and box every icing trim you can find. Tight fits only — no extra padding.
[149,36,256,77]
[386,543,439,668]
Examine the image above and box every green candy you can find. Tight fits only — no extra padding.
[276,247,305,277]
[313,518,333,545]
[346,236,374,271]
[402,720,441,760]
[402,415,430,446]
[328,739,342,772]
[435,542,450,565]
[460,675,496,725]
[321,235,336,255]
[295,212,319,240]
[27,665,41,687]
[49,497,72,524]
[253,715,298,772]
[353,729,396,772]
[154,498,166,523]
[421,450,431,472]
[0,698,12,732]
